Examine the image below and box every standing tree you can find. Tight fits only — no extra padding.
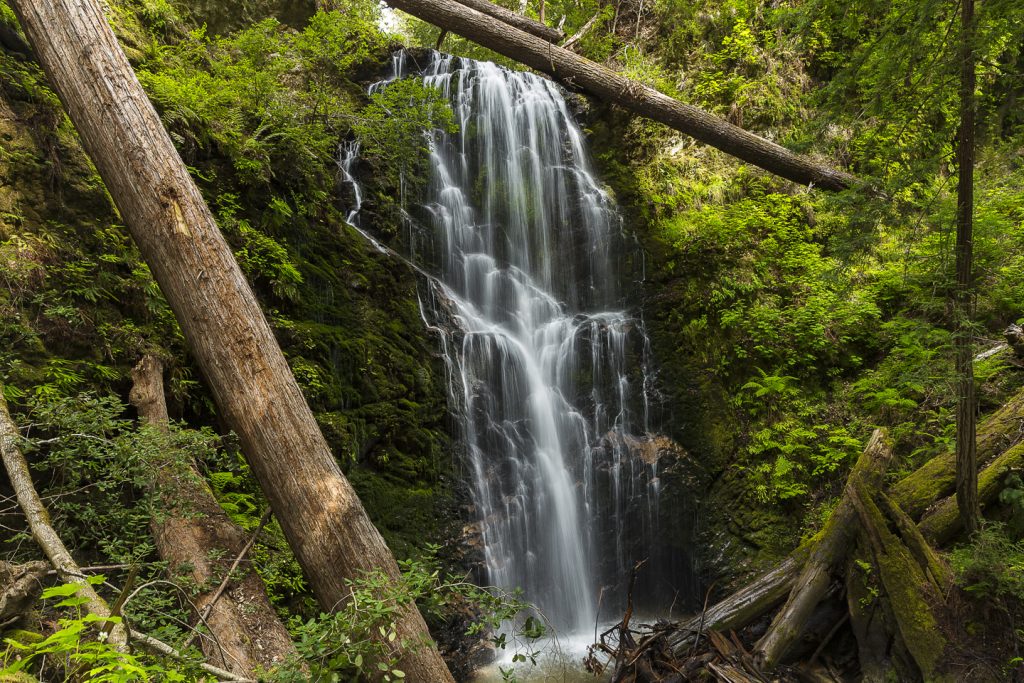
[7,1,453,679]
[955,0,981,536]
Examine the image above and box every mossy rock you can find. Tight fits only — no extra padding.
[0,673,40,683]
[1,630,44,646]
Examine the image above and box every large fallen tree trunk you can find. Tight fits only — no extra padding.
[0,386,128,650]
[9,2,453,679]
[452,0,563,42]
[917,442,1024,545]
[383,0,858,190]
[754,429,892,670]
[129,355,297,678]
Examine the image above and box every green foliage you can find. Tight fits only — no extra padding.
[1,579,190,682]
[952,524,1024,615]
[272,549,546,682]
[582,0,1024,566]
[999,472,1024,536]
[353,77,457,186]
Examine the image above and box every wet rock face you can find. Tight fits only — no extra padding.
[589,432,703,618]
[1007,323,1024,358]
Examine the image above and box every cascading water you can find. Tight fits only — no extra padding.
[345,51,677,641]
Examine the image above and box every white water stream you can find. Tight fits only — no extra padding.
[342,51,666,664]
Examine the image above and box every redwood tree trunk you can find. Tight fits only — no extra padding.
[954,0,980,536]
[130,356,297,677]
[382,0,858,190]
[9,2,452,679]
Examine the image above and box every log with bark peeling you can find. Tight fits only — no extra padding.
[383,0,859,189]
[130,355,297,677]
[0,386,128,650]
[8,1,453,679]
[753,429,892,670]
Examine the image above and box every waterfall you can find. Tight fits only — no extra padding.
[345,51,667,637]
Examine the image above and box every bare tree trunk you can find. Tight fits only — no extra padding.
[0,561,49,627]
[954,0,980,537]
[0,387,128,649]
[754,430,891,670]
[454,0,562,42]
[8,2,452,679]
[129,355,297,678]
[380,0,858,190]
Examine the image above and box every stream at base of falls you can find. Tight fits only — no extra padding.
[343,49,693,677]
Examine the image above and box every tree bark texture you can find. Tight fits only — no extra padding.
[129,355,297,677]
[666,554,802,655]
[954,0,980,537]
[8,2,453,679]
[890,385,1024,520]
[383,0,858,190]
[754,429,892,670]
[918,442,1024,545]
[453,0,562,42]
[0,386,127,649]
[675,414,1023,664]
[849,478,951,682]
[0,560,49,627]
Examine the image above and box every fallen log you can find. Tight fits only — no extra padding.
[666,405,1023,669]
[849,478,952,682]
[0,385,127,650]
[382,0,859,190]
[875,489,951,590]
[891,385,1024,520]
[666,555,802,656]
[129,355,297,678]
[754,429,892,670]
[452,0,563,42]
[918,442,1024,545]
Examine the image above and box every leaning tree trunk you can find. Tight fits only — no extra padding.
[8,2,453,679]
[954,0,980,537]
[0,387,127,649]
[129,355,297,678]
[381,0,858,190]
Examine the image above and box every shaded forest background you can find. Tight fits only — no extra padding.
[1,0,1023,678]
